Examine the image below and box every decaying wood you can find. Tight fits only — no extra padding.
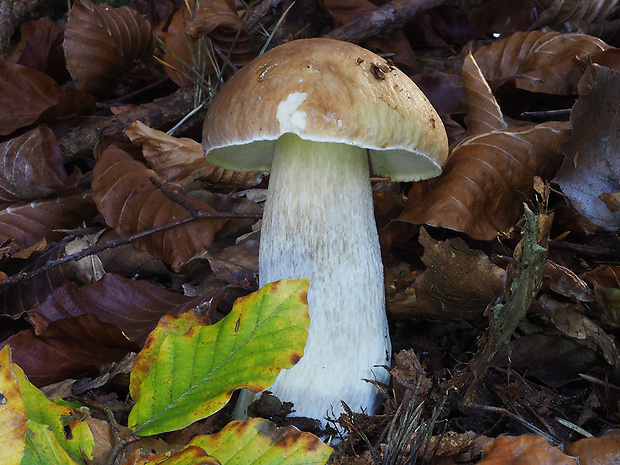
[58,88,198,159]
[0,0,45,56]
[448,205,553,403]
[323,0,447,44]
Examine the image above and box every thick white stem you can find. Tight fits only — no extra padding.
[258,133,391,423]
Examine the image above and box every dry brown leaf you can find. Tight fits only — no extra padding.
[0,190,96,254]
[64,0,153,94]
[417,228,505,315]
[125,121,263,187]
[479,435,577,464]
[538,294,620,368]
[462,51,507,136]
[473,31,609,95]
[565,430,620,465]
[557,64,620,230]
[164,0,251,86]
[396,122,570,240]
[0,60,60,135]
[1,313,139,386]
[91,146,228,271]
[0,125,81,202]
[530,0,620,30]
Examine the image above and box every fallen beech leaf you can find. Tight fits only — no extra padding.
[473,31,609,95]
[462,51,507,135]
[121,446,219,465]
[164,0,251,86]
[557,64,620,230]
[478,435,577,464]
[128,279,309,435]
[91,146,227,271]
[565,430,620,465]
[0,60,60,135]
[417,228,505,315]
[530,0,619,31]
[0,346,28,465]
[583,266,620,329]
[64,0,153,94]
[190,418,331,465]
[125,121,263,187]
[16,17,68,82]
[0,244,72,318]
[0,125,81,202]
[2,313,139,386]
[538,294,620,368]
[0,190,96,254]
[28,273,206,346]
[397,122,570,240]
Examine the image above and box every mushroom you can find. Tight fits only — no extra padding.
[202,38,448,425]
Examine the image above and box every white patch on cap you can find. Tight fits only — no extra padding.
[276,92,308,133]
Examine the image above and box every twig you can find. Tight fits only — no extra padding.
[58,87,197,159]
[322,0,446,44]
[0,209,262,290]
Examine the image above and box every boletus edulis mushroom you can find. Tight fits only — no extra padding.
[202,38,449,426]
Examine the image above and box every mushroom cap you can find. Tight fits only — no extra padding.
[203,38,448,182]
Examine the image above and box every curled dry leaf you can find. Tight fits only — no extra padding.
[462,51,506,136]
[473,31,609,95]
[417,228,505,316]
[125,120,263,187]
[397,122,570,240]
[64,0,153,94]
[91,146,228,271]
[557,64,620,230]
[530,0,620,31]
[0,61,60,135]
[164,0,251,86]
[0,125,81,202]
[478,435,577,464]
[538,294,620,368]
[0,190,96,254]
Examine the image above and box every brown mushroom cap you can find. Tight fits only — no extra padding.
[203,38,448,182]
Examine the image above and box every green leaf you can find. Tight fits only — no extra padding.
[22,421,82,465]
[190,418,332,465]
[0,346,28,465]
[14,363,94,462]
[129,279,310,436]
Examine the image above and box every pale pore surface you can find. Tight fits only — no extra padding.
[258,133,391,422]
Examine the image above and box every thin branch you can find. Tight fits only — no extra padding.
[0,209,262,290]
[323,0,446,44]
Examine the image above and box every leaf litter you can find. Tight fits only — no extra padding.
[0,0,619,464]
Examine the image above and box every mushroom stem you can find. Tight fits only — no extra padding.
[257,133,391,423]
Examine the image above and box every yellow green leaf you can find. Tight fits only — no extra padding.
[129,310,202,401]
[129,279,310,436]
[0,346,27,465]
[14,363,94,461]
[22,421,82,465]
[190,418,332,465]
